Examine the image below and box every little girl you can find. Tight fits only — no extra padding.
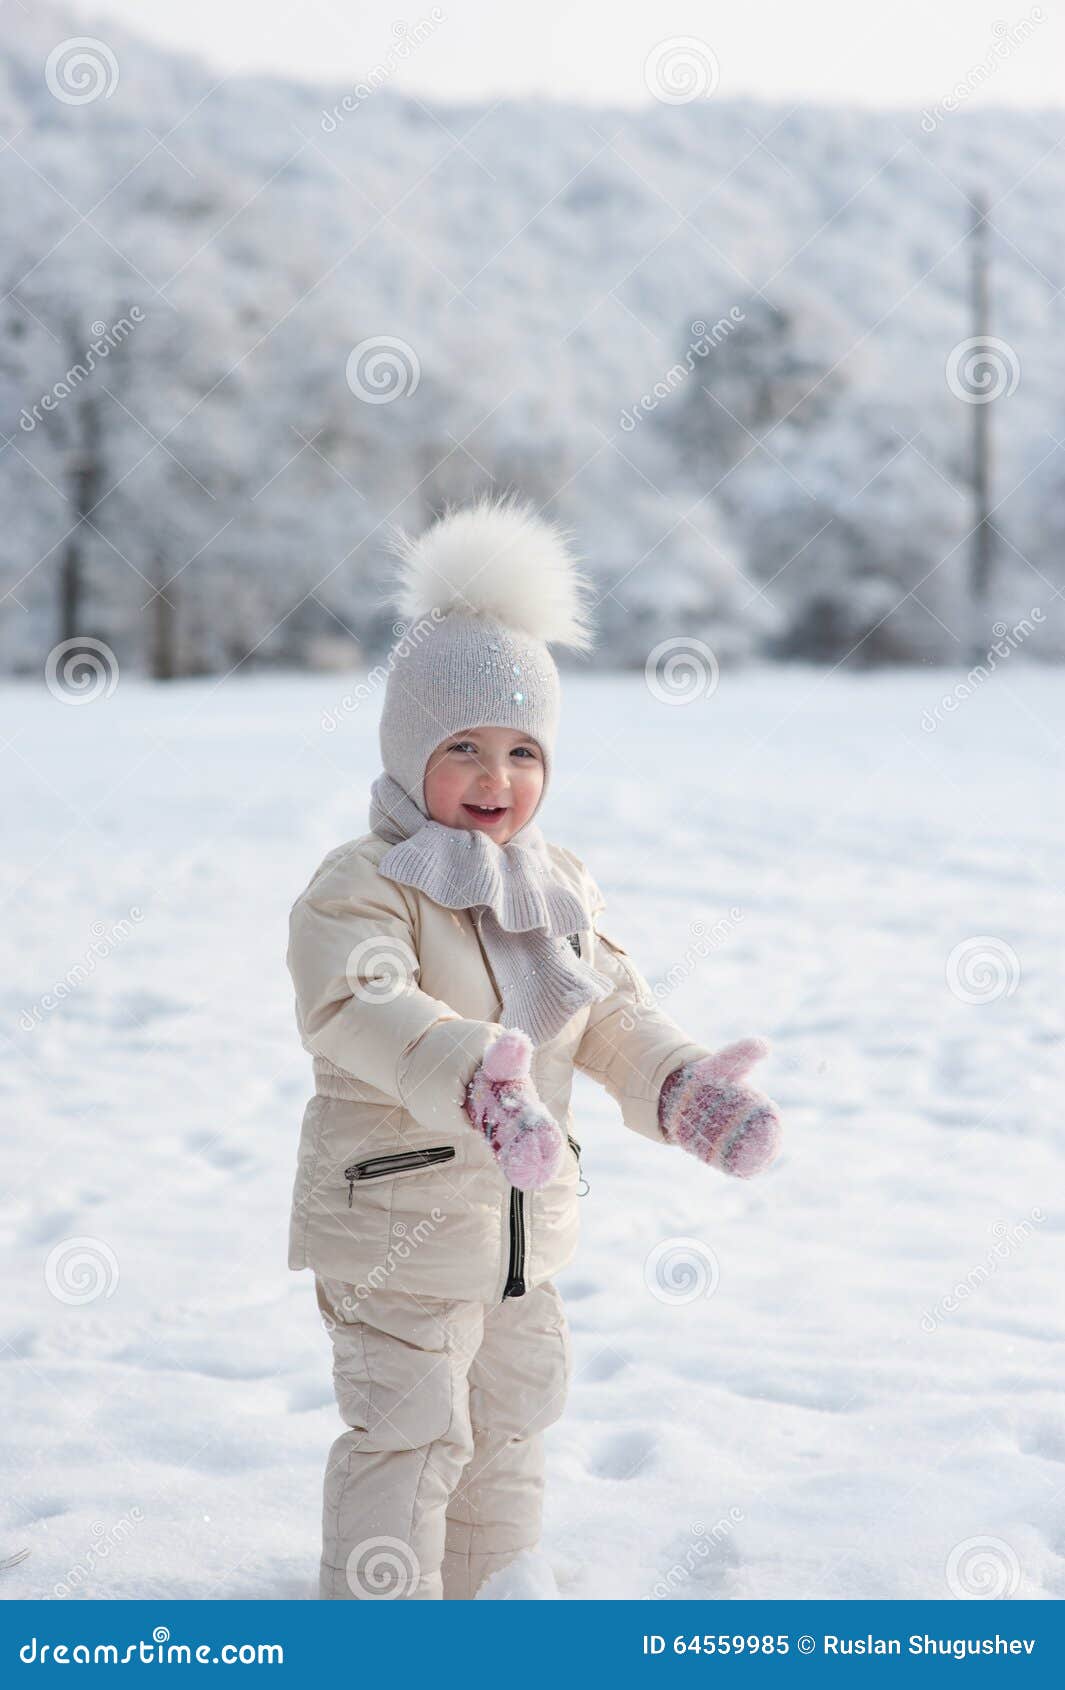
[285,493,782,1601]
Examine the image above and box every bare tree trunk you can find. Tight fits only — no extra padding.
[150,559,177,679]
[58,394,103,645]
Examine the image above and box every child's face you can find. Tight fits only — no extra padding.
[423,725,545,844]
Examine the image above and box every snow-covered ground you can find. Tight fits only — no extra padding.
[2,662,1063,1600]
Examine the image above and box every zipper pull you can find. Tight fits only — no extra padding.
[575,1146,589,1196]
[567,1133,589,1196]
[347,1176,355,1208]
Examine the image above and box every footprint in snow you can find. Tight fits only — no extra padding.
[19,1209,81,1247]
[577,1347,630,1384]
[589,1427,657,1480]
[287,1381,336,1413]
[558,1277,599,1301]
[182,1133,253,1171]
[651,1522,741,1598]
[1016,1415,1065,1464]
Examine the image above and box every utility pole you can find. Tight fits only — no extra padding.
[968,189,993,664]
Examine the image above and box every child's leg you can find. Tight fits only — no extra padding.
[315,1276,484,1600]
[441,1280,572,1600]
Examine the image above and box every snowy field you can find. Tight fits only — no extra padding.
[2,662,1064,1601]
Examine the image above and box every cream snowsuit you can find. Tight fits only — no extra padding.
[286,832,711,1598]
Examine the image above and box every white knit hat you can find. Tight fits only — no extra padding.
[377,491,596,821]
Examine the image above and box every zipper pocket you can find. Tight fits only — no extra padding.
[345,1145,455,1206]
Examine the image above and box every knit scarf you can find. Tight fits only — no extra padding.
[368,771,615,1046]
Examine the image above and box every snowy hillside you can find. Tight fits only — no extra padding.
[1,666,1063,1599]
[2,5,1064,675]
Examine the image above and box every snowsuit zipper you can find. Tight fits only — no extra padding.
[481,925,587,1299]
[502,1186,526,1300]
[501,1132,584,1302]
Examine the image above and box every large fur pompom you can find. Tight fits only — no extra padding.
[385,491,596,652]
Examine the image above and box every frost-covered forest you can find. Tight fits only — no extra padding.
[3,2,1064,676]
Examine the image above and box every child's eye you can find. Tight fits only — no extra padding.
[448,741,538,759]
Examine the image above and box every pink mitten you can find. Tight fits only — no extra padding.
[465,1029,564,1191]
[658,1036,781,1178]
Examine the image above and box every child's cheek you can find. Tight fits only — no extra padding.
[424,764,462,823]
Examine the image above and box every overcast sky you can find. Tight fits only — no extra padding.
[71,0,1063,109]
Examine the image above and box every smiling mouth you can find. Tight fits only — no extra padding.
[462,803,508,822]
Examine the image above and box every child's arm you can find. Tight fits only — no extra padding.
[286,844,503,1138]
[572,868,781,1176]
